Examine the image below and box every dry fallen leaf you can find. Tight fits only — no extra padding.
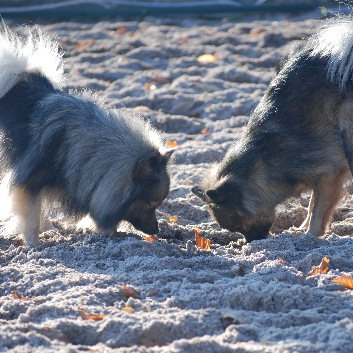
[197,53,218,63]
[77,309,106,321]
[167,214,178,223]
[332,275,353,289]
[143,234,159,242]
[166,140,180,147]
[201,127,210,136]
[121,285,140,299]
[12,291,30,301]
[194,229,211,250]
[75,39,95,51]
[250,28,266,37]
[307,257,330,277]
[116,26,127,35]
[122,306,134,314]
[145,82,157,90]
[134,105,150,110]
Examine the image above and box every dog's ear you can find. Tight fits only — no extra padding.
[191,186,207,201]
[206,182,245,211]
[162,149,173,164]
[134,152,162,181]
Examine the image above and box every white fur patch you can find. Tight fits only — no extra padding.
[0,24,65,98]
[309,17,353,92]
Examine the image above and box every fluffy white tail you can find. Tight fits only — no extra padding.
[0,24,65,98]
[309,16,353,92]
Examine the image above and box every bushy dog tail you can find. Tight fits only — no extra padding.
[309,16,353,92]
[0,24,64,99]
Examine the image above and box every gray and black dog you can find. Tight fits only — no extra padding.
[193,17,353,242]
[0,25,172,246]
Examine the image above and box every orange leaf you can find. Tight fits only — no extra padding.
[122,306,134,314]
[332,275,353,289]
[278,258,284,264]
[145,82,157,90]
[307,257,330,277]
[201,127,210,136]
[250,28,266,37]
[194,229,211,250]
[167,214,178,223]
[166,140,180,147]
[116,26,127,35]
[121,285,140,299]
[12,291,21,299]
[143,234,159,242]
[197,53,218,63]
[77,309,106,321]
[134,105,149,110]
[12,291,30,301]
[75,39,95,51]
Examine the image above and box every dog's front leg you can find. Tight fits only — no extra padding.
[307,170,347,236]
[11,187,41,246]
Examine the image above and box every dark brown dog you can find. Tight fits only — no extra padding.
[193,17,353,242]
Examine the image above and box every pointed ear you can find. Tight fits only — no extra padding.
[134,152,161,181]
[162,149,174,164]
[206,189,226,204]
[206,182,244,211]
[192,186,207,201]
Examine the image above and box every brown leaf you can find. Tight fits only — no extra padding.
[122,306,134,314]
[77,309,106,321]
[143,234,159,242]
[307,257,330,277]
[116,26,127,35]
[121,285,140,299]
[145,82,157,90]
[194,229,211,250]
[332,275,353,289]
[75,39,95,52]
[166,140,180,147]
[250,28,266,37]
[201,127,210,136]
[134,105,150,110]
[167,214,178,223]
[12,291,30,301]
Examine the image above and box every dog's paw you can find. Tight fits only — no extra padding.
[76,215,97,233]
[282,226,305,236]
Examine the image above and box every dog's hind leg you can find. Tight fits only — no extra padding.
[307,169,347,236]
[299,191,314,231]
[11,187,41,246]
[300,199,312,230]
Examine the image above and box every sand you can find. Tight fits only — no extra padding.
[1,8,353,353]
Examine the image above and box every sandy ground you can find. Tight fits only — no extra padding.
[2,8,353,353]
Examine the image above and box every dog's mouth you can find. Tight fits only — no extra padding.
[242,223,272,242]
[131,221,159,235]
[221,222,271,242]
